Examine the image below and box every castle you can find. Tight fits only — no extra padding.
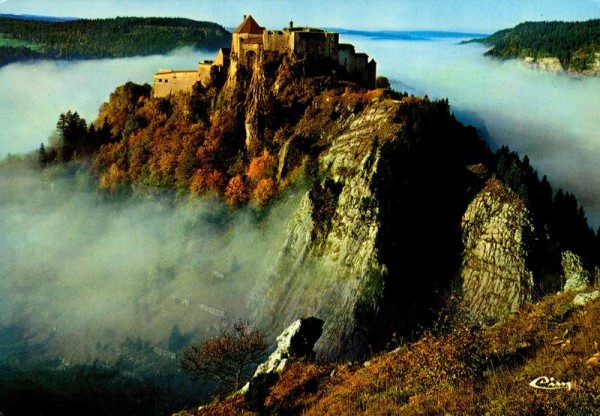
[153,15,377,98]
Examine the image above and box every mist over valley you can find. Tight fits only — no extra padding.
[2,33,599,224]
[0,48,215,157]
[347,33,600,226]
[1,24,600,414]
[0,162,301,412]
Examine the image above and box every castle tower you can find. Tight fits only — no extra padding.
[231,15,264,66]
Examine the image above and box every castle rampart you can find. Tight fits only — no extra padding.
[153,69,199,98]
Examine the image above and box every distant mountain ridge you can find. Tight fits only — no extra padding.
[330,28,489,41]
[0,13,80,22]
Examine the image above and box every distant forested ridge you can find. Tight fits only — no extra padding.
[470,19,600,74]
[0,16,230,66]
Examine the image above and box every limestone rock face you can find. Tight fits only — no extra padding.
[562,250,590,292]
[251,317,323,380]
[243,51,269,155]
[243,317,323,410]
[253,102,397,359]
[524,56,564,72]
[573,290,600,307]
[461,179,534,322]
[242,55,485,360]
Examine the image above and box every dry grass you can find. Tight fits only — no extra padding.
[192,287,600,415]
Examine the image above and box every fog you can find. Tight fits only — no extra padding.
[0,164,300,362]
[0,48,214,157]
[4,37,597,227]
[345,33,600,227]
[1,32,600,364]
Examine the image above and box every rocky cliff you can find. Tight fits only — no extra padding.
[241,53,488,358]
[87,48,596,362]
[252,99,397,358]
[561,250,591,292]
[460,178,534,323]
[523,56,564,73]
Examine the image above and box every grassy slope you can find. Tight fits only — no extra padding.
[187,286,600,415]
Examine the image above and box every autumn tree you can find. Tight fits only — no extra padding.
[247,150,278,184]
[181,322,268,396]
[225,174,249,207]
[252,177,278,206]
[190,168,226,194]
[246,150,278,206]
[99,163,127,195]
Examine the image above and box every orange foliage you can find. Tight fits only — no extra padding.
[252,177,278,207]
[263,361,331,413]
[224,175,248,207]
[137,97,168,125]
[247,150,277,183]
[99,163,127,194]
[190,168,226,194]
[158,153,177,176]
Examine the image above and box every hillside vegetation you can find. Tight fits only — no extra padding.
[40,51,599,336]
[0,17,230,66]
[33,43,600,413]
[471,19,600,73]
[39,74,599,289]
[180,287,600,415]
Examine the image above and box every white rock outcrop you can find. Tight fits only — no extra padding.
[242,317,323,408]
[562,250,590,292]
[573,290,600,307]
[251,317,323,381]
[461,179,534,322]
[524,56,563,73]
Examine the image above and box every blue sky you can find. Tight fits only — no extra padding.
[1,0,599,32]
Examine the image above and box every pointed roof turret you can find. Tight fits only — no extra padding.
[233,15,264,35]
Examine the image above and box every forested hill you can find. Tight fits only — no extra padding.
[0,16,230,66]
[471,19,600,74]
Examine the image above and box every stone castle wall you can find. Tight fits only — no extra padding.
[153,70,199,98]
[338,44,376,89]
[197,62,213,86]
[290,31,339,60]
[263,30,291,54]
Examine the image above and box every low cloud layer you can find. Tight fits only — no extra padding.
[3,40,599,226]
[0,165,299,360]
[348,34,600,227]
[0,48,214,157]
[1,36,599,362]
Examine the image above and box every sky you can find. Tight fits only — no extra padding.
[1,0,599,33]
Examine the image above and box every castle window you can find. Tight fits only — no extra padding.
[165,79,169,83]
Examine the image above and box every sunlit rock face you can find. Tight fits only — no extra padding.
[524,56,564,73]
[252,101,397,359]
[562,250,590,292]
[460,178,534,323]
[246,66,484,358]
